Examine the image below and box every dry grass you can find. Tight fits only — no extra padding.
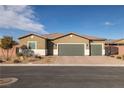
[110,54,124,60]
[41,56,56,64]
[0,56,44,64]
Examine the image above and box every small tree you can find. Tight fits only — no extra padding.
[0,36,16,61]
[19,45,34,57]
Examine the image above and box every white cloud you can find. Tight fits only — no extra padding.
[0,5,48,34]
[104,21,114,26]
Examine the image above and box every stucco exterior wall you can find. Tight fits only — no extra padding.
[19,35,46,49]
[52,34,89,49]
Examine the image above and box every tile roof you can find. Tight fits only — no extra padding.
[19,33,106,40]
[43,33,106,40]
[108,39,124,44]
[19,33,47,39]
[42,33,64,39]
[81,35,106,40]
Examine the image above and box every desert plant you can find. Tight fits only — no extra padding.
[122,55,124,60]
[16,52,23,57]
[13,59,22,63]
[0,59,4,63]
[20,45,27,50]
[35,55,43,59]
[110,55,115,57]
[20,45,34,57]
[28,58,37,62]
[116,56,122,59]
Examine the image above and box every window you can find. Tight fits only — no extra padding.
[28,41,37,49]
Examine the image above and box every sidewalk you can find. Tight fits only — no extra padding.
[1,63,124,66]
[0,56,124,66]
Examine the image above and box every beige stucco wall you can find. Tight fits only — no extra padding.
[52,34,89,49]
[19,35,46,49]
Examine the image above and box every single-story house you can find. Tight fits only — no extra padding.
[19,32,106,56]
[105,39,124,55]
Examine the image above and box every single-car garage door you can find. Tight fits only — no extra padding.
[91,44,102,56]
[58,44,84,56]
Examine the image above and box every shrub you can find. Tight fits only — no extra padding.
[116,56,122,59]
[35,55,43,59]
[13,59,22,63]
[20,45,27,49]
[0,59,4,63]
[110,55,115,57]
[18,45,34,58]
[28,58,37,62]
[122,55,124,60]
[16,53,23,57]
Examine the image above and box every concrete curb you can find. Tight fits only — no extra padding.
[1,64,124,66]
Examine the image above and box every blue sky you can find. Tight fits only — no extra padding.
[0,5,124,40]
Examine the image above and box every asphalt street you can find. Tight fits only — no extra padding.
[1,66,124,88]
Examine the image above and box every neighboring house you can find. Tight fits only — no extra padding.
[19,32,106,56]
[105,39,124,55]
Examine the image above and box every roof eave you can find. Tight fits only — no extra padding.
[18,34,47,40]
[90,39,106,41]
[51,33,90,40]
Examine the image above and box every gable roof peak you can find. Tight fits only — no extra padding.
[18,33,46,39]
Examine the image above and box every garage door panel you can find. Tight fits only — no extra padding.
[58,44,84,56]
[91,44,102,56]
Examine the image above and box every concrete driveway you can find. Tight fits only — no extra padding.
[54,56,124,64]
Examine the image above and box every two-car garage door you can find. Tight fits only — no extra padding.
[58,44,102,56]
[58,44,84,56]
